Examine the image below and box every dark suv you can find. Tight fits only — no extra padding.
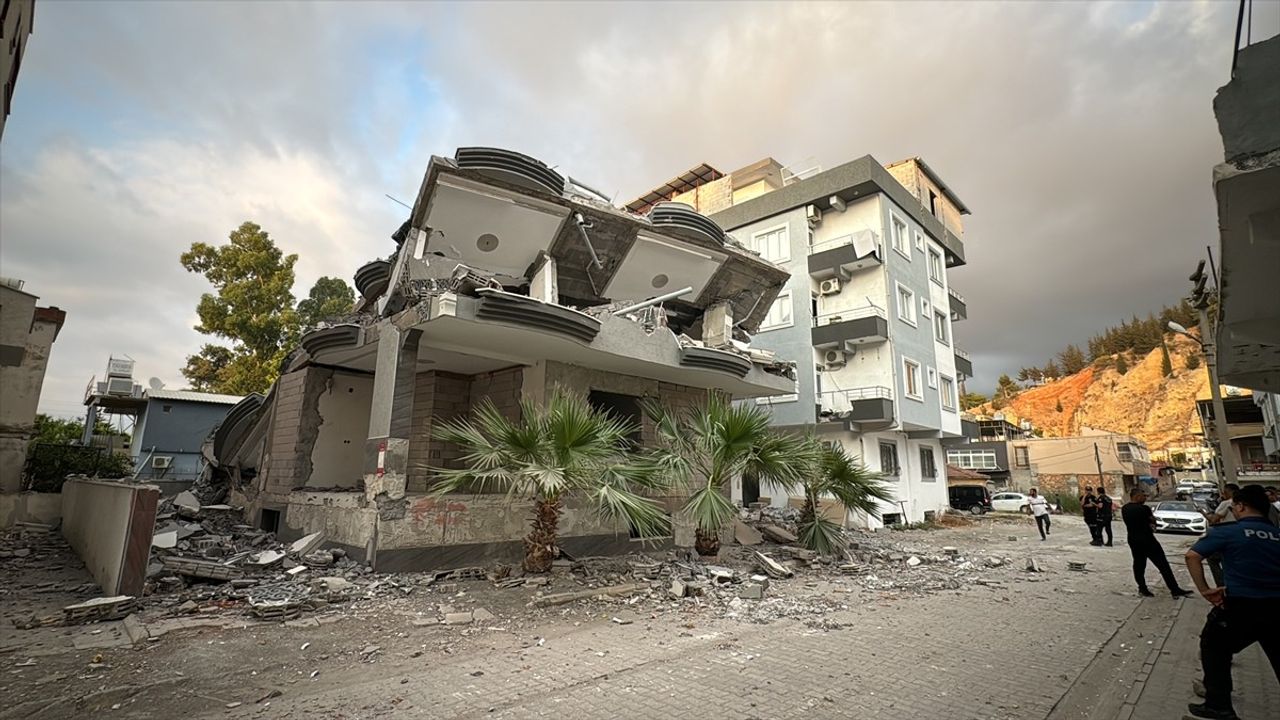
[949,485,991,514]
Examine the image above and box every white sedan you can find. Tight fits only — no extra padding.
[991,492,1031,513]
[1152,501,1208,534]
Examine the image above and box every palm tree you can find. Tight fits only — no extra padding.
[644,394,815,556]
[797,438,892,555]
[431,389,670,573]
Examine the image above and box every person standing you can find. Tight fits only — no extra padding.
[1096,486,1115,547]
[1267,486,1280,526]
[1206,483,1239,586]
[1028,487,1052,541]
[1182,484,1280,720]
[1121,487,1195,598]
[1082,486,1102,546]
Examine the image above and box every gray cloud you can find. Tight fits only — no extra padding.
[2,0,1273,417]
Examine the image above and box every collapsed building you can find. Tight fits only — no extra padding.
[211,148,797,571]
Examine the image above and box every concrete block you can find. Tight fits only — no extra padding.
[760,525,798,544]
[738,583,765,600]
[733,519,763,546]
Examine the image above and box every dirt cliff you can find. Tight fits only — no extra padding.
[979,334,1215,453]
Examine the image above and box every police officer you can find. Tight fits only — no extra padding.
[1183,484,1280,720]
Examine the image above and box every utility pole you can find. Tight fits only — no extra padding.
[1094,443,1106,494]
[1188,261,1238,489]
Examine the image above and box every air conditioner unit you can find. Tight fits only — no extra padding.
[106,377,134,396]
[819,278,842,296]
[806,204,822,226]
[823,349,848,369]
[152,456,173,469]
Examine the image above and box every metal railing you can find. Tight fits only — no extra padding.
[817,386,894,414]
[954,347,971,360]
[809,231,880,255]
[812,304,886,327]
[947,286,965,303]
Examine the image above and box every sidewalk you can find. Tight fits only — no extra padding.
[1127,594,1278,720]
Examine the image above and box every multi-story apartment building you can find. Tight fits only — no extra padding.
[946,429,1158,499]
[631,155,973,527]
[1,0,35,140]
[1257,392,1280,462]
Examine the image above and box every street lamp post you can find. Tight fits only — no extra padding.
[1168,317,1238,489]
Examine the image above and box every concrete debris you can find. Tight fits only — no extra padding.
[472,607,496,623]
[173,491,201,517]
[610,611,637,625]
[738,583,766,600]
[163,557,244,581]
[942,547,959,556]
[249,550,286,567]
[669,579,688,599]
[443,612,474,625]
[733,519,763,546]
[429,566,487,583]
[906,556,922,567]
[985,557,1004,568]
[1067,561,1088,572]
[64,596,140,624]
[759,525,799,545]
[288,532,326,556]
[152,530,178,549]
[754,552,793,579]
[533,582,648,607]
[302,550,333,567]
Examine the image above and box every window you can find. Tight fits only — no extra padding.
[934,311,950,345]
[1117,443,1134,462]
[940,376,956,411]
[947,449,998,470]
[920,448,937,480]
[162,405,173,414]
[896,283,916,325]
[750,225,790,263]
[914,231,925,253]
[890,215,910,259]
[760,290,793,331]
[903,357,923,401]
[928,249,943,284]
[882,513,902,526]
[589,391,644,447]
[879,441,900,476]
[1014,446,1030,468]
[927,366,938,389]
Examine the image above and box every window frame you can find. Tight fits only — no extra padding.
[1014,445,1030,468]
[914,231,925,253]
[946,448,997,470]
[940,375,957,412]
[895,282,917,326]
[890,213,911,260]
[1117,443,1134,463]
[928,248,944,285]
[927,366,938,389]
[920,447,937,480]
[749,222,791,264]
[903,356,923,401]
[934,310,950,345]
[879,441,900,476]
[759,289,794,332]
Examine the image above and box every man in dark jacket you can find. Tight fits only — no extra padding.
[1096,487,1115,547]
[1122,487,1195,598]
[1082,487,1102,546]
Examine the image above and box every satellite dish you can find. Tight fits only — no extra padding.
[148,377,165,391]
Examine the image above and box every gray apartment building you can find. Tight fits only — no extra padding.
[630,156,974,526]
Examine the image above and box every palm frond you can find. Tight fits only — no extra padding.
[685,483,737,534]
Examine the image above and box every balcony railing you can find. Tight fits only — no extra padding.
[947,286,965,303]
[808,230,881,279]
[955,347,971,360]
[812,304,887,327]
[816,386,895,424]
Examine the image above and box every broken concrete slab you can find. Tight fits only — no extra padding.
[443,612,473,626]
[738,583,765,600]
[249,550,285,567]
[471,607,496,623]
[733,519,763,546]
[64,596,140,624]
[533,583,648,607]
[760,525,798,544]
[288,532,326,556]
[163,556,244,581]
[173,491,201,517]
[754,551,793,579]
[151,530,178,549]
[906,556,922,567]
[668,579,688,599]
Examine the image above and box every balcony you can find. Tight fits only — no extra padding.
[808,230,881,279]
[811,305,889,351]
[816,386,895,425]
[954,348,974,379]
[948,286,967,321]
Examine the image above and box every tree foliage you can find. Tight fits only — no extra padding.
[180,222,356,395]
[1115,354,1129,375]
[1057,344,1087,375]
[1185,354,1201,370]
[960,392,987,411]
[992,374,1021,409]
[645,394,815,555]
[797,439,891,555]
[297,276,356,329]
[31,414,127,445]
[431,389,671,573]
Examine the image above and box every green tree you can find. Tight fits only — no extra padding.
[431,389,670,573]
[1160,342,1173,377]
[645,394,814,556]
[1115,354,1129,375]
[1058,344,1087,375]
[1043,359,1061,379]
[31,414,125,446]
[960,392,987,410]
[797,439,891,555]
[297,276,356,329]
[992,374,1020,409]
[181,222,300,394]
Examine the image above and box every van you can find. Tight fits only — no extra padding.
[948,485,991,514]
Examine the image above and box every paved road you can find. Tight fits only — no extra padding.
[237,516,1221,720]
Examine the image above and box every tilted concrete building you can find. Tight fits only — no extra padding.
[630,155,973,527]
[0,277,64,498]
[212,148,797,570]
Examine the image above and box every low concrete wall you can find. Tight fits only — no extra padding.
[0,491,62,528]
[61,479,158,595]
[281,490,378,560]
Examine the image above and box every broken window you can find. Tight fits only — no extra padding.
[588,391,643,448]
[882,513,902,526]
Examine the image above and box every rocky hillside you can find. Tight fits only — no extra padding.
[980,334,1215,454]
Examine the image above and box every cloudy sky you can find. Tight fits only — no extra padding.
[2,0,1275,417]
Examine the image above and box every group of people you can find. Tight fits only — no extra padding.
[1024,480,1278,720]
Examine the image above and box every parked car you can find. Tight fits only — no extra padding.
[991,492,1031,513]
[1175,482,1196,496]
[1152,500,1208,534]
[948,485,991,514]
[1190,491,1218,514]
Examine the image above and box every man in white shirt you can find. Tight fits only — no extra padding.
[1028,487,1052,540]
[1206,483,1238,586]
